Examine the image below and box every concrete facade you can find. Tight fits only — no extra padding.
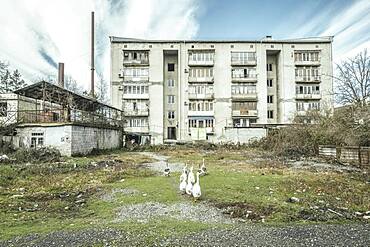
[110,37,333,144]
[9,124,122,156]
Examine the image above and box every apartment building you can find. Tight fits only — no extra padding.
[110,36,333,144]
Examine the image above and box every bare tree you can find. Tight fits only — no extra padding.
[335,49,370,107]
[96,73,108,103]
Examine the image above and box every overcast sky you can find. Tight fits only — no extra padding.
[1,0,370,93]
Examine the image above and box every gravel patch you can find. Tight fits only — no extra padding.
[2,224,368,247]
[100,188,139,202]
[115,202,235,224]
[0,228,132,247]
[288,159,361,172]
[160,224,370,247]
[141,152,185,173]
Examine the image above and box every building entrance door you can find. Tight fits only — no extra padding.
[167,127,176,140]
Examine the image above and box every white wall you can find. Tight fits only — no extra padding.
[210,127,267,144]
[12,124,122,156]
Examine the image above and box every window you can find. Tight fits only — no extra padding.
[231,52,256,64]
[168,63,175,71]
[188,119,214,129]
[168,111,175,119]
[167,79,175,87]
[0,102,7,117]
[231,68,257,79]
[267,64,273,71]
[30,133,44,148]
[267,95,273,103]
[123,67,149,77]
[267,110,274,119]
[168,95,175,104]
[231,84,256,95]
[267,79,273,87]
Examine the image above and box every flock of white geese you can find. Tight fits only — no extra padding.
[164,159,207,201]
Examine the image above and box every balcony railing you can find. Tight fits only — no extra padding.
[189,127,214,134]
[232,109,258,117]
[188,92,214,100]
[231,75,257,82]
[231,93,258,100]
[123,59,149,66]
[188,76,214,83]
[123,93,149,99]
[6,109,123,128]
[123,109,149,116]
[188,110,214,116]
[296,93,321,100]
[231,58,257,66]
[123,75,149,82]
[295,76,321,83]
[188,60,214,66]
[295,59,320,66]
[124,126,149,133]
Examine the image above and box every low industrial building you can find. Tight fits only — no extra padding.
[0,81,124,156]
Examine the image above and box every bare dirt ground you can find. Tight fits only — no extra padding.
[0,149,368,246]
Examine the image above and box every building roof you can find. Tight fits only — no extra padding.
[14,81,121,112]
[110,36,333,44]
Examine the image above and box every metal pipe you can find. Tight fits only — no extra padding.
[58,62,64,88]
[91,11,95,97]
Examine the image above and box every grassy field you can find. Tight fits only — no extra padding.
[0,146,369,243]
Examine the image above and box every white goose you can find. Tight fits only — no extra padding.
[179,165,187,193]
[164,162,170,176]
[185,170,193,195]
[180,164,188,182]
[188,166,195,184]
[192,171,201,200]
[200,158,207,176]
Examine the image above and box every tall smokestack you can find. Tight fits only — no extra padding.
[58,63,64,88]
[90,11,95,97]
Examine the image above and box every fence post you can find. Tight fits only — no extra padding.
[358,146,362,166]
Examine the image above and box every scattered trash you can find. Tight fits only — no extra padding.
[287,197,300,203]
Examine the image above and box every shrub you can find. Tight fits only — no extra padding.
[11,147,61,163]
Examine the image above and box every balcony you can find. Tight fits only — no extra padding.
[122,75,149,82]
[189,127,214,134]
[124,126,149,133]
[188,92,214,100]
[296,93,321,100]
[295,76,321,83]
[295,60,320,66]
[231,93,258,101]
[231,75,257,83]
[188,76,214,83]
[123,109,149,116]
[123,93,149,100]
[188,60,214,66]
[232,109,258,117]
[188,110,214,117]
[231,58,256,66]
[123,59,149,66]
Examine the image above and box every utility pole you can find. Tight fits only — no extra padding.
[90,11,95,97]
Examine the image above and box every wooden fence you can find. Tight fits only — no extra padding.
[319,145,370,167]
